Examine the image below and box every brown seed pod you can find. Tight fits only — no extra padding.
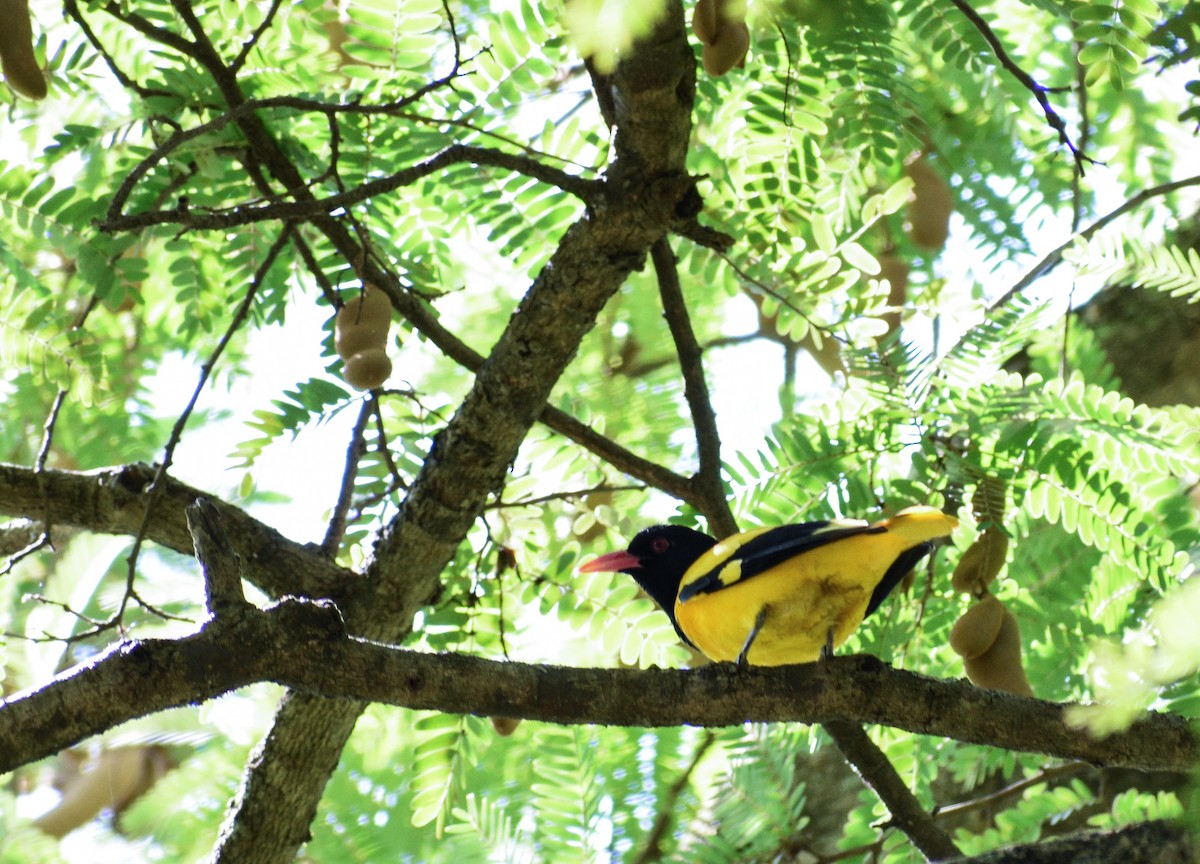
[490,716,522,737]
[904,154,954,251]
[949,593,1005,659]
[335,286,392,360]
[33,746,171,837]
[691,0,719,45]
[343,348,392,390]
[879,252,911,337]
[950,527,1009,595]
[963,606,1033,697]
[0,0,47,100]
[701,20,749,76]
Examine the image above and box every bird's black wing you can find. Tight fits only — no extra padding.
[677,521,885,602]
[864,542,932,618]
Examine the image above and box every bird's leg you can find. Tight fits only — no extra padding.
[736,607,769,667]
[819,627,835,661]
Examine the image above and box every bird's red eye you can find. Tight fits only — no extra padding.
[651,537,670,554]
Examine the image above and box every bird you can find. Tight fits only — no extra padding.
[579,506,958,666]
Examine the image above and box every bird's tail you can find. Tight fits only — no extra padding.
[878,505,959,544]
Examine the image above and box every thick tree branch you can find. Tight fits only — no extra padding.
[824,720,961,861]
[117,1,698,859]
[1,617,1193,778]
[187,498,250,616]
[0,463,357,601]
[945,819,1192,864]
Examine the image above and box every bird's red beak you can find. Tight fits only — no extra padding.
[578,550,642,573]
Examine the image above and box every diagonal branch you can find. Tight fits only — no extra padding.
[117,227,293,621]
[126,1,699,860]
[985,172,1200,314]
[824,720,961,861]
[947,0,1091,168]
[651,238,738,537]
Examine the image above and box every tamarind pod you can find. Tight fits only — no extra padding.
[691,0,719,45]
[33,747,152,837]
[0,0,46,100]
[701,20,749,76]
[963,606,1033,697]
[490,716,521,736]
[879,252,910,336]
[334,287,392,359]
[343,348,392,390]
[950,527,1009,595]
[904,154,954,250]
[949,592,1004,659]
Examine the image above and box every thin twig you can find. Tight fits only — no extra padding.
[11,595,107,641]
[120,227,294,620]
[933,762,1090,820]
[631,730,717,864]
[230,0,286,72]
[986,172,1200,314]
[651,238,737,537]
[65,0,171,98]
[35,390,67,473]
[948,0,1093,170]
[101,143,600,233]
[487,483,645,511]
[612,333,761,378]
[100,0,197,57]
[321,396,375,557]
[4,391,71,575]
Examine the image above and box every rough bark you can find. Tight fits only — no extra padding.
[201,8,697,862]
[946,819,1194,864]
[3,608,1193,777]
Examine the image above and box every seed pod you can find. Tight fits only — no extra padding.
[691,0,719,45]
[490,716,521,737]
[904,154,953,251]
[963,606,1033,697]
[334,286,392,360]
[33,747,167,837]
[949,593,1004,659]
[343,348,392,390]
[951,527,1009,595]
[701,20,749,76]
[879,253,910,337]
[0,0,46,100]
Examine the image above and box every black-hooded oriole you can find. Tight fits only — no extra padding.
[579,506,957,665]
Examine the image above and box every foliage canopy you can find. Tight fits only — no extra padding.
[1,0,1199,861]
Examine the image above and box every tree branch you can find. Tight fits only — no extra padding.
[956,173,1200,343]
[651,238,737,537]
[944,819,1192,864]
[824,720,961,861]
[100,142,601,233]
[947,0,1090,168]
[187,498,250,616]
[0,463,357,601]
[1,619,1193,778]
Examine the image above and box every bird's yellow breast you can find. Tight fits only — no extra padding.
[673,527,928,665]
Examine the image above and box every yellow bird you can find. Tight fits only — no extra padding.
[580,506,957,665]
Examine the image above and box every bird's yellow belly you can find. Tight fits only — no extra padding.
[675,564,875,665]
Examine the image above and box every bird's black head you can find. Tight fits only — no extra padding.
[580,525,717,624]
